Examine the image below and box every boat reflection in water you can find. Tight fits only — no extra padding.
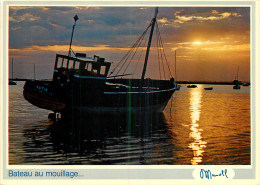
[188,86,207,165]
[23,111,177,165]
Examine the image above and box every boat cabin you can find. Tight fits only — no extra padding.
[53,53,111,84]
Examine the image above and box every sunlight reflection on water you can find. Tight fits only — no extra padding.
[188,87,207,165]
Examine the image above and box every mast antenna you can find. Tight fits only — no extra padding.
[34,64,35,79]
[68,15,79,58]
[175,50,177,81]
[12,58,14,79]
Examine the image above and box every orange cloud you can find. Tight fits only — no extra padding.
[158,17,170,24]
[9,44,131,53]
[9,7,34,10]
[221,12,231,18]
[75,7,102,10]
[202,43,250,51]
[176,40,249,52]
[10,12,40,22]
[87,20,95,23]
[174,10,243,24]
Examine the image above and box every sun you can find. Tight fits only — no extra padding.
[193,41,201,45]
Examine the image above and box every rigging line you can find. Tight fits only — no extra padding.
[109,22,152,76]
[110,34,144,75]
[156,25,161,80]
[71,49,76,56]
[122,34,147,75]
[156,21,166,80]
[116,25,150,76]
[125,26,151,76]
[156,21,173,78]
[156,24,166,80]
[121,27,151,75]
[110,39,140,75]
[159,33,173,78]
[132,29,150,75]
[115,21,152,76]
[159,39,166,80]
[121,41,144,75]
[111,35,150,76]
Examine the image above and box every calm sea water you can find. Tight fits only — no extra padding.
[8,82,250,165]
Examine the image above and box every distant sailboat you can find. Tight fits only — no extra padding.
[34,64,36,79]
[9,58,16,85]
[174,50,181,90]
[204,87,213,90]
[233,66,240,89]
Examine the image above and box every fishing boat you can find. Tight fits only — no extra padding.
[23,8,178,115]
[9,58,17,85]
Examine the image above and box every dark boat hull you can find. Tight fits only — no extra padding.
[24,90,66,111]
[23,80,66,111]
[23,78,176,113]
[72,89,174,113]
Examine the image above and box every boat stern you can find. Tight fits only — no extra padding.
[23,80,66,112]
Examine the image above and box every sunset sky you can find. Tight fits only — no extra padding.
[9,6,250,82]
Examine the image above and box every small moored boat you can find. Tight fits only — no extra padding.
[233,67,240,90]
[242,83,250,86]
[204,87,213,90]
[9,58,16,85]
[187,85,197,88]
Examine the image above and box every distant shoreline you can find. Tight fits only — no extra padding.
[9,78,250,85]
[176,81,245,85]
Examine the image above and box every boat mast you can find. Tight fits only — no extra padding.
[12,58,14,79]
[175,50,177,81]
[237,66,239,81]
[140,7,159,86]
[34,64,35,79]
[68,15,79,58]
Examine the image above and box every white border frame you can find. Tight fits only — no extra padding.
[1,1,259,184]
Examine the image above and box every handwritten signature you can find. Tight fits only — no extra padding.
[200,169,228,179]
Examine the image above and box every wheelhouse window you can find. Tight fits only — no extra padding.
[74,61,80,70]
[54,54,111,78]
[100,66,106,76]
[56,57,65,68]
[68,60,74,69]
